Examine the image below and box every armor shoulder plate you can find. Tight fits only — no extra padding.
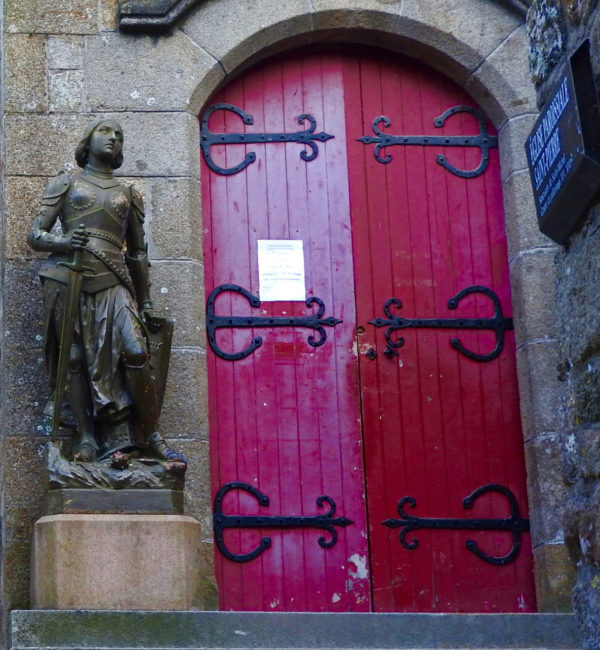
[41,171,71,206]
[130,186,145,222]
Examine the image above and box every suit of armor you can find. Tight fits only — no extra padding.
[28,121,181,463]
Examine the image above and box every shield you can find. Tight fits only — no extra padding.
[145,313,174,416]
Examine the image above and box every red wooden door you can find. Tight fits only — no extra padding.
[201,47,535,613]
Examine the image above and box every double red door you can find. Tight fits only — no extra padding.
[202,47,535,613]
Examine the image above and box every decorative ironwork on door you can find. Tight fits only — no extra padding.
[369,285,513,362]
[214,482,354,563]
[206,284,342,361]
[358,105,498,178]
[200,103,334,175]
[382,484,530,566]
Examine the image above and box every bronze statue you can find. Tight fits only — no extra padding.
[28,120,185,469]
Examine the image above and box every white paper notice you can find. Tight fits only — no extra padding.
[258,240,306,301]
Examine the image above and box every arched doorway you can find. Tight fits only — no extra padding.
[202,46,535,613]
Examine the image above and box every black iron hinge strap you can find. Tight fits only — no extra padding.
[206,284,342,361]
[369,285,513,362]
[358,105,498,178]
[200,103,334,175]
[383,483,530,566]
[213,481,353,562]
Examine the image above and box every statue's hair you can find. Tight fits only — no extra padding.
[75,119,124,169]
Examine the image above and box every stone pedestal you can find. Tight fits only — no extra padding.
[31,514,203,610]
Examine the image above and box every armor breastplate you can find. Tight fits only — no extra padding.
[61,172,130,242]
[39,171,134,295]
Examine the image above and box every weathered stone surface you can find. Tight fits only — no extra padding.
[555,203,600,364]
[49,70,84,113]
[526,0,566,85]
[178,439,211,527]
[46,35,84,69]
[5,34,47,113]
[498,113,539,182]
[515,340,563,438]
[181,0,312,76]
[99,0,119,31]
[4,175,47,260]
[509,248,558,346]
[85,32,224,115]
[466,25,537,127]
[161,348,208,440]
[398,0,522,83]
[5,0,98,34]
[502,170,557,257]
[3,346,49,437]
[573,562,600,649]
[533,543,577,611]
[563,0,598,24]
[149,261,205,348]
[6,113,201,178]
[147,177,203,261]
[8,609,584,649]
[31,514,204,610]
[524,432,571,544]
[3,261,45,350]
[3,436,49,542]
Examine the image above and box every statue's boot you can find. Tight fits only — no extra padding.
[69,361,98,462]
[124,361,187,463]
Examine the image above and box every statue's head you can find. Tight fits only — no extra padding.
[75,119,124,169]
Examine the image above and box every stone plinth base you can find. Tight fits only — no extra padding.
[31,514,203,610]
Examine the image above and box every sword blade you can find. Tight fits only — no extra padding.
[50,246,93,439]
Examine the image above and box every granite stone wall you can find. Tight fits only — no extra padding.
[527,0,600,646]
[0,0,568,645]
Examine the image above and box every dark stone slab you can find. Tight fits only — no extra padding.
[118,0,206,33]
[10,610,581,649]
[43,488,183,515]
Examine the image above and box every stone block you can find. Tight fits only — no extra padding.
[3,437,49,541]
[177,439,211,524]
[466,25,538,128]
[4,175,47,260]
[5,34,47,113]
[5,114,90,176]
[149,261,205,348]
[47,36,84,70]
[31,514,204,610]
[524,432,571,545]
[3,538,33,612]
[181,0,313,76]
[3,346,50,439]
[502,170,557,258]
[533,542,576,612]
[516,340,563,439]
[99,0,119,31]
[5,0,98,34]
[146,177,203,261]
[6,113,201,178]
[398,0,522,83]
[160,348,208,440]
[49,70,84,113]
[85,32,224,115]
[3,260,46,350]
[498,113,539,183]
[509,247,558,346]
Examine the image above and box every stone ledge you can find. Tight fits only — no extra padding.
[10,611,581,649]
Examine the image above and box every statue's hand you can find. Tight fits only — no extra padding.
[68,227,89,250]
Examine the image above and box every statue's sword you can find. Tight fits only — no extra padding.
[50,227,95,440]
